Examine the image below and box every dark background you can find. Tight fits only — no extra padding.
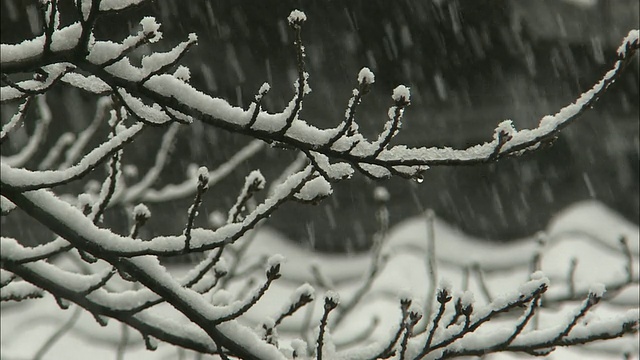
[2,0,638,252]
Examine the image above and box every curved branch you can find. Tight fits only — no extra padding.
[1,122,144,191]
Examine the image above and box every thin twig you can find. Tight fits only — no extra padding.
[33,306,82,360]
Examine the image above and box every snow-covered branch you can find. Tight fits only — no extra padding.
[1,2,637,359]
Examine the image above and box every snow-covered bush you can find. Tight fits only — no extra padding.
[1,1,638,359]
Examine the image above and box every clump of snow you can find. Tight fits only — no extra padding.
[114,123,127,136]
[519,274,549,295]
[197,166,209,182]
[494,120,517,138]
[259,82,271,94]
[325,290,340,306]
[460,290,475,308]
[439,277,453,293]
[358,163,391,179]
[290,339,307,357]
[62,72,110,94]
[398,288,413,303]
[245,170,266,190]
[80,0,93,21]
[357,67,375,85]
[267,254,286,270]
[214,258,229,276]
[173,66,190,82]
[295,176,332,202]
[589,283,606,298]
[530,270,546,281]
[258,82,271,96]
[50,24,83,53]
[261,316,276,329]
[392,85,411,103]
[117,89,170,124]
[2,65,73,102]
[287,10,307,25]
[617,29,639,57]
[302,72,312,95]
[77,193,95,209]
[1,281,43,300]
[0,196,16,214]
[0,269,13,284]
[99,0,147,11]
[308,152,353,181]
[140,17,162,43]
[132,203,151,220]
[293,283,315,301]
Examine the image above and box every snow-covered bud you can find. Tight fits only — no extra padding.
[302,71,312,95]
[197,166,209,190]
[140,17,162,43]
[294,176,332,204]
[214,258,229,278]
[77,193,95,214]
[132,203,151,223]
[114,123,126,135]
[287,10,307,27]
[392,85,411,105]
[358,67,375,85]
[291,339,307,358]
[256,82,271,102]
[399,289,413,310]
[588,283,606,304]
[437,278,453,304]
[246,170,266,191]
[261,317,279,347]
[357,67,375,94]
[408,304,423,324]
[494,120,516,139]
[324,290,340,310]
[460,290,474,309]
[617,30,639,57]
[262,316,276,330]
[456,290,475,316]
[266,254,285,280]
[293,283,315,304]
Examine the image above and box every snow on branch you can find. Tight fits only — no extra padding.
[3,3,636,180]
[1,2,638,360]
[0,279,43,301]
[1,122,144,191]
[2,95,51,167]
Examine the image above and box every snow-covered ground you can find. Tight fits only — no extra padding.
[1,200,638,359]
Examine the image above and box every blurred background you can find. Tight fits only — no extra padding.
[2,0,638,252]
